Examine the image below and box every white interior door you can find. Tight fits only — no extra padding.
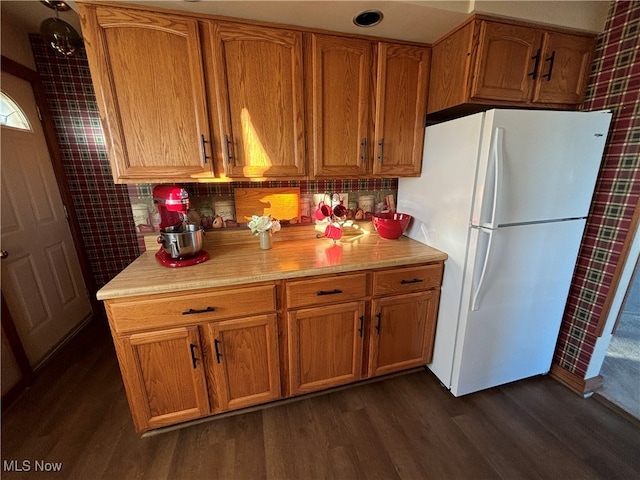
[1,72,91,367]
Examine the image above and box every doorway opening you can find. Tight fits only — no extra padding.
[597,258,640,419]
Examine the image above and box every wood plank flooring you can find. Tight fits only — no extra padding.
[2,319,639,480]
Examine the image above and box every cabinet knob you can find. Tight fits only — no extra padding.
[0,250,8,259]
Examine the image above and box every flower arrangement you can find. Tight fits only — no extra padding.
[247,215,281,235]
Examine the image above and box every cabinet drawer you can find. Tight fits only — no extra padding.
[373,264,443,296]
[286,273,368,309]
[106,284,276,333]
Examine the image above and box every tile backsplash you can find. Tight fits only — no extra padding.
[129,179,398,251]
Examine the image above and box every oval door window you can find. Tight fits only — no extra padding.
[0,91,31,131]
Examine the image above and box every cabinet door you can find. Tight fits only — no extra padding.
[79,5,213,182]
[532,32,595,105]
[306,34,373,177]
[288,302,365,395]
[207,314,280,411]
[373,43,430,177]
[369,291,439,377]
[118,326,210,431]
[471,21,542,103]
[209,22,305,178]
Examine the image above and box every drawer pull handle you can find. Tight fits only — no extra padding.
[400,278,424,284]
[375,312,382,334]
[200,134,210,164]
[528,48,541,79]
[359,315,364,338]
[542,51,556,80]
[182,306,216,315]
[214,339,222,364]
[189,343,198,369]
[317,289,343,296]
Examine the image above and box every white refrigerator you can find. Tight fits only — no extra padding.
[397,109,612,396]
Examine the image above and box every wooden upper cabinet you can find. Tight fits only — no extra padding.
[78,5,213,183]
[471,22,542,103]
[206,22,306,178]
[373,43,430,177]
[305,34,373,178]
[532,32,595,105]
[428,16,596,117]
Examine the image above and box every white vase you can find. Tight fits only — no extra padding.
[259,231,272,250]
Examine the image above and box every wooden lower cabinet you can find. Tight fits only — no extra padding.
[368,290,440,377]
[107,262,443,432]
[287,301,365,395]
[206,314,281,411]
[117,326,211,431]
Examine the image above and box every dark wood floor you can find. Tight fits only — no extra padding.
[2,319,639,480]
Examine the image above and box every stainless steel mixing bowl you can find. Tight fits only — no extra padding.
[158,224,204,259]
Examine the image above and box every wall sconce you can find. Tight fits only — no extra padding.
[40,0,81,57]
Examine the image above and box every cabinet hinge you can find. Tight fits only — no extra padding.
[36,105,43,121]
[62,204,69,219]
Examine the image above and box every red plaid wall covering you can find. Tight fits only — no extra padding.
[554,1,640,377]
[29,35,140,288]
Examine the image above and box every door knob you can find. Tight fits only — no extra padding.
[0,250,8,259]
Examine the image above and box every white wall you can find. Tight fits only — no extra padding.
[472,1,611,33]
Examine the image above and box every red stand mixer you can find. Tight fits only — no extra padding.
[153,185,209,267]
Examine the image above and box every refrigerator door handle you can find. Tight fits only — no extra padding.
[484,128,504,228]
[471,227,494,311]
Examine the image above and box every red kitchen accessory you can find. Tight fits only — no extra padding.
[315,201,332,220]
[332,203,347,219]
[153,185,209,267]
[324,223,342,242]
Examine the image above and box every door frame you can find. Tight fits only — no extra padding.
[1,55,99,315]
[1,293,34,409]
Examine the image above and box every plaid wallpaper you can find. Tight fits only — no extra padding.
[553,1,640,377]
[29,35,140,288]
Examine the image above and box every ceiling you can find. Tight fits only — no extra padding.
[1,1,610,45]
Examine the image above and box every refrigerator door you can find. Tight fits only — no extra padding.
[450,219,586,397]
[472,109,612,228]
[398,113,485,388]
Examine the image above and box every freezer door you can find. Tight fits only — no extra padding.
[472,109,612,228]
[450,219,586,397]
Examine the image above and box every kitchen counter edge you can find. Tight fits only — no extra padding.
[96,233,448,301]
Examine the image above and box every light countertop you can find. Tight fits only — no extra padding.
[97,226,447,300]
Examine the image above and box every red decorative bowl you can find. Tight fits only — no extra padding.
[372,213,412,239]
